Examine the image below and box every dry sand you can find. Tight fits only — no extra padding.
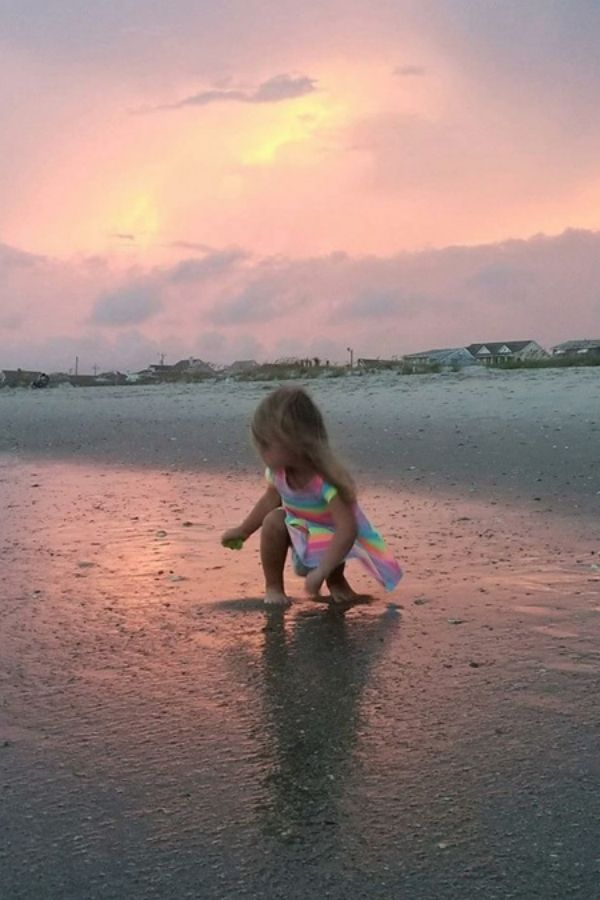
[1,367,599,898]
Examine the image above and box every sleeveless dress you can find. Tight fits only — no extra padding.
[266,467,402,591]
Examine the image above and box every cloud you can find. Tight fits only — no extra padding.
[109,232,136,242]
[393,65,427,77]
[167,241,217,253]
[191,329,265,363]
[415,0,600,127]
[0,242,44,269]
[209,279,305,324]
[194,330,228,358]
[91,282,163,326]
[3,229,600,368]
[465,263,535,297]
[166,249,247,284]
[0,313,24,330]
[337,291,408,319]
[0,328,171,373]
[252,74,316,102]
[209,285,280,325]
[159,74,317,111]
[229,332,264,360]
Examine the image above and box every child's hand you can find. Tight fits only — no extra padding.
[305,569,325,597]
[221,527,246,550]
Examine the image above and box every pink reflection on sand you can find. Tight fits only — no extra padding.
[2,455,600,762]
[2,455,599,615]
[1,458,406,614]
[2,459,253,606]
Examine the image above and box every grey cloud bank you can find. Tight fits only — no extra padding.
[1,228,600,371]
[166,249,247,284]
[91,282,163,326]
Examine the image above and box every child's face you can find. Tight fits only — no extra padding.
[258,439,296,470]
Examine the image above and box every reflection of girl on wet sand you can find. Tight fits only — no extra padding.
[222,386,402,606]
[258,608,398,846]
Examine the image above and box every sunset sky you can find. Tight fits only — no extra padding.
[1,0,600,370]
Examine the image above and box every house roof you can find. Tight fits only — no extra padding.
[552,339,600,351]
[466,341,537,355]
[172,358,214,372]
[403,347,474,360]
[0,369,43,382]
[225,360,259,373]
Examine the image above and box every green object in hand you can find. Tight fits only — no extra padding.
[223,537,244,550]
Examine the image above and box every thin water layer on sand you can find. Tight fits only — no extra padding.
[1,458,599,899]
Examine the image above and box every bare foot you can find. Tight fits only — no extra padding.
[327,577,371,606]
[264,588,292,607]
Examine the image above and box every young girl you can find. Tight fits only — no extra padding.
[221,385,402,606]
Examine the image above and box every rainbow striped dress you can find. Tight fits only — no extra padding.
[266,467,402,591]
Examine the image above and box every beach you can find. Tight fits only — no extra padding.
[1,367,599,899]
[1,366,599,518]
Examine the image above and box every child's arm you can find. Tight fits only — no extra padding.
[221,485,281,544]
[305,494,358,594]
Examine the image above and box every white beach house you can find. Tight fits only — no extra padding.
[465,341,547,365]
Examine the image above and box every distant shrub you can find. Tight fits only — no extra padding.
[237,363,307,382]
[399,361,443,375]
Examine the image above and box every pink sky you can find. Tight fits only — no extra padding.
[1,1,600,370]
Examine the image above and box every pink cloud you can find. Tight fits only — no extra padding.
[1,230,599,371]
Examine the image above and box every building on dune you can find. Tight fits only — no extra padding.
[223,360,259,376]
[551,339,600,359]
[401,347,478,369]
[0,369,46,387]
[132,358,216,382]
[465,341,547,365]
[356,357,400,371]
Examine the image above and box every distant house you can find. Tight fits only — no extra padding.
[69,374,106,387]
[92,371,128,385]
[224,360,259,376]
[138,359,214,381]
[466,341,547,365]
[356,357,400,370]
[172,358,215,376]
[127,364,175,383]
[402,347,477,369]
[551,339,600,358]
[147,364,175,376]
[0,369,43,387]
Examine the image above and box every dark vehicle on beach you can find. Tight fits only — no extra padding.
[31,373,50,389]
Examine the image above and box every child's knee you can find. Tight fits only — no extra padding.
[262,507,287,536]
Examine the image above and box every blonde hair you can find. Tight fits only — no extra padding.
[251,385,356,503]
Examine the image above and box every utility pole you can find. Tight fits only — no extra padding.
[159,353,166,366]
[93,364,98,376]
[347,346,354,369]
[75,355,79,376]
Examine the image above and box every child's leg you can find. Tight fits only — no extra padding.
[326,563,371,605]
[260,508,292,606]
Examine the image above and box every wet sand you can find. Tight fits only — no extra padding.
[1,370,600,898]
